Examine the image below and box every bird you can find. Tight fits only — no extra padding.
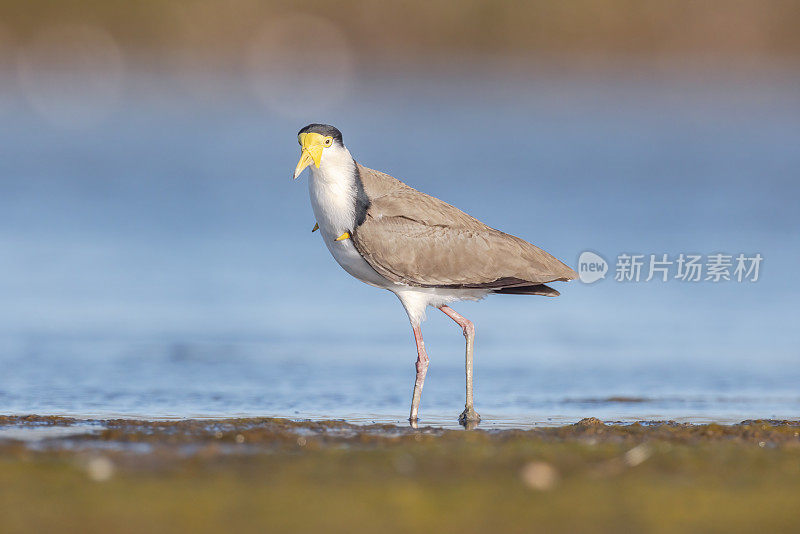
[293,124,576,427]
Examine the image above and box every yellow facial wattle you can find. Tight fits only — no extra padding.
[293,132,333,179]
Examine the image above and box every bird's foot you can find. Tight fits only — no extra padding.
[458,406,481,429]
[408,416,419,429]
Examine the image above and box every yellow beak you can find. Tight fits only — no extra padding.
[293,132,326,179]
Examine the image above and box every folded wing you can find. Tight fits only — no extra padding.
[352,167,577,290]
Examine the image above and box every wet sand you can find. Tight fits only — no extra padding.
[1,415,799,533]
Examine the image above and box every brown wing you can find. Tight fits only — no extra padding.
[352,165,577,289]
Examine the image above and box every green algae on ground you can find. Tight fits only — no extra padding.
[1,416,799,534]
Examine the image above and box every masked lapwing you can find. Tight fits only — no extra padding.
[293,124,576,427]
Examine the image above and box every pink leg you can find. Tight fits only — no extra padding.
[440,305,481,426]
[409,324,429,423]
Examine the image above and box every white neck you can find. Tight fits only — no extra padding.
[307,145,358,237]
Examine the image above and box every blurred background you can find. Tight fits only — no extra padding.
[0,0,798,426]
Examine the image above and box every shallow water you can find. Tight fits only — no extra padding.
[0,70,798,427]
[2,338,798,428]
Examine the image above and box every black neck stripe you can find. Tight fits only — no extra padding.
[353,162,370,228]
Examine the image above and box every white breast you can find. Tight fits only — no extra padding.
[308,161,391,289]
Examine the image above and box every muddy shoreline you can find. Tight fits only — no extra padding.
[2,414,800,451]
[1,415,799,533]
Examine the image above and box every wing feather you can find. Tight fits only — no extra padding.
[352,165,577,289]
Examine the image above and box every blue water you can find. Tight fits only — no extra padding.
[0,70,798,427]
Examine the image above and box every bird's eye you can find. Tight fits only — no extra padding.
[324,137,333,147]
